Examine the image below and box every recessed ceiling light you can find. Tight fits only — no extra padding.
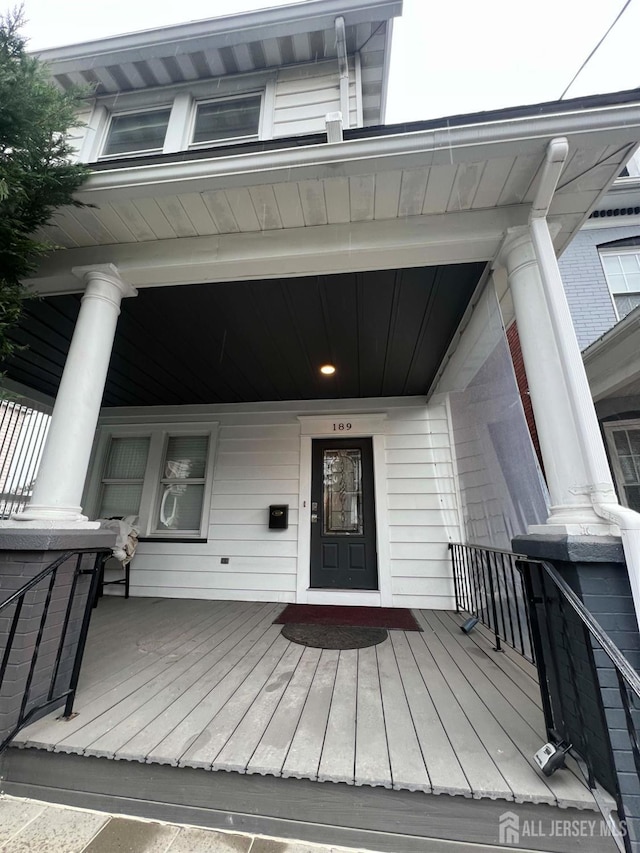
[320,364,336,375]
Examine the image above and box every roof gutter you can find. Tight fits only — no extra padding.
[528,138,640,629]
[75,100,640,201]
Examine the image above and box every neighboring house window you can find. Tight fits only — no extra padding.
[600,251,640,319]
[191,94,262,146]
[102,108,172,157]
[604,422,640,512]
[96,426,215,538]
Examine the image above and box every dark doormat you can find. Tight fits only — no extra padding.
[274,604,422,631]
[281,623,388,649]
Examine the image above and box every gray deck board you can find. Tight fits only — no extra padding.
[153,623,283,766]
[119,604,282,763]
[317,650,357,784]
[247,646,321,777]
[415,611,559,805]
[81,604,274,760]
[376,639,430,792]
[405,629,514,800]
[389,631,469,796]
[215,641,305,773]
[28,602,252,754]
[180,632,290,769]
[354,645,391,789]
[281,649,339,782]
[13,598,604,811]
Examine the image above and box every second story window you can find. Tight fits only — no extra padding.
[600,250,640,320]
[191,94,262,146]
[103,108,172,157]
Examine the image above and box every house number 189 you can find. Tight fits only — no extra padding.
[333,422,352,431]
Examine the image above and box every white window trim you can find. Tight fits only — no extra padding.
[87,421,218,539]
[97,104,175,161]
[84,70,277,162]
[603,418,640,510]
[187,91,264,150]
[599,247,640,321]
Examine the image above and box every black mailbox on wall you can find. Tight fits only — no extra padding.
[269,504,289,529]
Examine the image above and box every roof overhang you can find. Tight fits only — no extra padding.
[34,0,401,124]
[583,305,640,401]
[29,90,640,296]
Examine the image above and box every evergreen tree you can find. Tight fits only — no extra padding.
[0,7,90,363]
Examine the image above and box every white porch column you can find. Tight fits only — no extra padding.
[9,264,136,528]
[499,228,617,534]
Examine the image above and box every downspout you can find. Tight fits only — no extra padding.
[335,16,350,130]
[529,137,640,628]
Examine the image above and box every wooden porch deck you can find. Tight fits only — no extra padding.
[13,597,603,810]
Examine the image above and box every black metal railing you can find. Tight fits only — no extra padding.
[449,542,534,661]
[519,557,640,849]
[0,548,107,752]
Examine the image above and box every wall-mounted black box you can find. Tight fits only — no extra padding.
[269,504,288,529]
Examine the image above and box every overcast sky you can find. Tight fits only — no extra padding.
[14,0,640,123]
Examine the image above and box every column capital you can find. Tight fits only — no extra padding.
[72,263,137,300]
[496,223,563,274]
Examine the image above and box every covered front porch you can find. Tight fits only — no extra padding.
[12,596,603,810]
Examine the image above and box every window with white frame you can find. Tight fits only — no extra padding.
[191,94,262,146]
[95,425,216,538]
[600,250,640,320]
[102,108,172,158]
[604,421,640,513]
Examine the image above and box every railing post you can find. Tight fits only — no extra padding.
[63,551,104,718]
[450,543,461,613]
[485,552,502,652]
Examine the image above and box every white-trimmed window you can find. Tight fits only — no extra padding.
[102,108,172,158]
[190,94,262,147]
[604,421,640,513]
[93,424,217,538]
[600,250,640,320]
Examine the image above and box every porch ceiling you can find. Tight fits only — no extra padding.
[6,264,484,406]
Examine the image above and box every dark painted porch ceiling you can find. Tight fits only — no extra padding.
[6,264,485,406]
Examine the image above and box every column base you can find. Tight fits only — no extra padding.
[0,505,98,530]
[0,519,100,530]
[530,504,620,537]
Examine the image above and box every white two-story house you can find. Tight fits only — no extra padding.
[3,3,640,847]
[2,0,636,614]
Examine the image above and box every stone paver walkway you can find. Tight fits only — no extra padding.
[0,795,368,853]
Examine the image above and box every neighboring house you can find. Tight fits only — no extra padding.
[3,1,640,848]
[557,153,640,514]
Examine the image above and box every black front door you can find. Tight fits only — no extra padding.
[310,437,378,590]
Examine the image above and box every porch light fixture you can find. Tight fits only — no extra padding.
[320,364,336,375]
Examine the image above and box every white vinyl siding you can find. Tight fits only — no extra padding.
[93,398,460,609]
[78,57,364,163]
[272,59,359,138]
[67,108,93,163]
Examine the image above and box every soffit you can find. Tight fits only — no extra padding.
[36,1,400,124]
[5,264,483,407]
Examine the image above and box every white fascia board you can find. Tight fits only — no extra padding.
[34,0,403,70]
[74,101,640,205]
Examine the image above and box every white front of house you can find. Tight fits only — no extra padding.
[86,396,460,609]
[7,0,640,616]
